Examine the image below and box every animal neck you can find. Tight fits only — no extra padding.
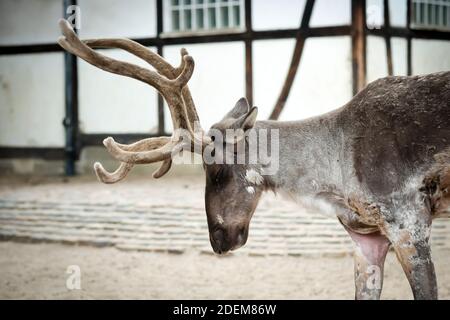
[253,111,348,198]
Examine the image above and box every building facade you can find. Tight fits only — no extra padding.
[0,0,449,174]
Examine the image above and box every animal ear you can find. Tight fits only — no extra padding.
[223,107,258,144]
[224,97,250,119]
[235,106,258,131]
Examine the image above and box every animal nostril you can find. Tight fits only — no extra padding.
[239,227,246,238]
[213,229,224,244]
[237,226,247,246]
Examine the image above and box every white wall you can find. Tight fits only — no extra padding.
[281,36,353,120]
[310,0,351,27]
[0,0,62,45]
[252,0,351,30]
[367,35,389,82]
[252,0,306,30]
[367,36,450,83]
[0,53,65,147]
[413,39,450,75]
[253,37,352,121]
[78,0,157,38]
[78,48,159,134]
[366,0,408,28]
[392,37,408,75]
[164,43,245,131]
[0,0,158,43]
[1,0,449,153]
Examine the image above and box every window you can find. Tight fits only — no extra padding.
[411,0,450,30]
[167,0,244,33]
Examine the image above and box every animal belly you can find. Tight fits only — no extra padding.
[336,203,381,235]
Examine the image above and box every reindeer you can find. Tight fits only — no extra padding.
[57,19,450,300]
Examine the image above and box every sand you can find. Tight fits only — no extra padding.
[1,241,449,299]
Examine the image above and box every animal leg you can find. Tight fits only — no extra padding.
[387,228,437,300]
[345,228,391,300]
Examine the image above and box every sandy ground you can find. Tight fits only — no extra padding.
[1,175,449,299]
[1,241,449,300]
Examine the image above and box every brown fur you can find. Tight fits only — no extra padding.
[421,148,450,216]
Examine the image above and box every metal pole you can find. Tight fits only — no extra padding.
[63,0,79,176]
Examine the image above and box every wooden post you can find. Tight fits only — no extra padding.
[244,0,253,107]
[269,0,315,120]
[63,0,79,176]
[384,0,393,76]
[351,0,367,95]
[407,0,412,75]
[156,0,165,134]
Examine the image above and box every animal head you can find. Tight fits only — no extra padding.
[203,98,264,254]
[58,20,266,255]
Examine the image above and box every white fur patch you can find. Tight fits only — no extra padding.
[245,169,264,185]
[246,186,255,194]
[297,195,337,217]
[217,215,224,224]
[278,190,337,218]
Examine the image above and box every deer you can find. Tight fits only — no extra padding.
[57,19,450,300]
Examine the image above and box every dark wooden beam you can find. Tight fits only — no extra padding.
[245,41,253,106]
[384,0,393,76]
[269,0,315,120]
[0,26,353,56]
[253,26,351,40]
[351,0,367,95]
[156,0,165,135]
[407,0,412,75]
[3,24,448,56]
[244,0,253,106]
[0,43,62,55]
[367,26,450,41]
[63,0,79,175]
[0,147,66,160]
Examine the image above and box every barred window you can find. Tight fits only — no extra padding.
[411,0,450,30]
[167,0,244,33]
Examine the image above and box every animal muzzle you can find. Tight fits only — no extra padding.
[209,226,248,255]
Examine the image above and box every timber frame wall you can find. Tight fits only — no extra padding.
[0,0,449,175]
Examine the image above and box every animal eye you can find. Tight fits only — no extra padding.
[215,167,224,183]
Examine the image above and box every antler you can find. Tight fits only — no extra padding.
[57,19,210,183]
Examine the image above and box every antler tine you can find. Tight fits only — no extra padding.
[177,49,200,125]
[58,19,168,91]
[152,159,173,179]
[85,39,181,74]
[85,38,179,79]
[58,19,208,181]
[83,39,194,179]
[94,162,133,184]
[93,136,172,183]
[84,40,199,126]
[171,55,195,88]
[81,35,200,134]
[83,39,199,123]
[112,136,171,151]
[103,137,181,164]
[59,18,194,131]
